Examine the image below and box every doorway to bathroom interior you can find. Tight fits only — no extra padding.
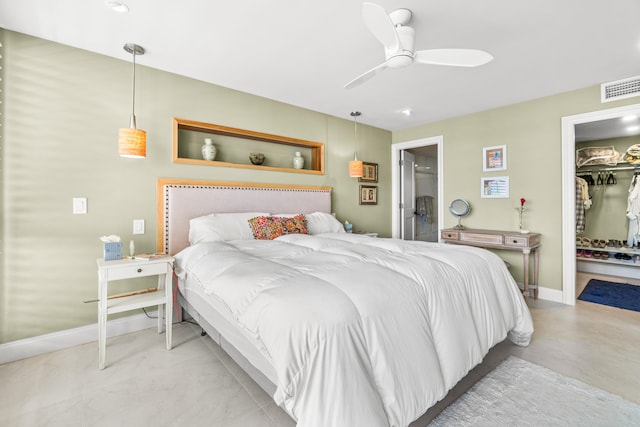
[391,136,444,240]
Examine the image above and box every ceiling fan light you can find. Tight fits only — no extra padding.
[104,1,129,13]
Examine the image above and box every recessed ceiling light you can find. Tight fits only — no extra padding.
[622,114,639,122]
[626,125,640,132]
[401,108,412,116]
[105,1,129,13]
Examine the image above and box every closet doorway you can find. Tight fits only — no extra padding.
[391,136,444,240]
[561,103,640,305]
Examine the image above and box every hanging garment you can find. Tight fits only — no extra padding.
[627,174,640,247]
[576,177,589,233]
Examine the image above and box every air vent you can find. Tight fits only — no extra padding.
[601,75,640,103]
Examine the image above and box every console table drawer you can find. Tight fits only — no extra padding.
[505,235,529,247]
[460,232,503,245]
[441,230,460,240]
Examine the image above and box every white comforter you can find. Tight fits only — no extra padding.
[174,233,533,427]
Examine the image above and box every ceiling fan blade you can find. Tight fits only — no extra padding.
[362,2,400,53]
[344,61,388,90]
[414,49,494,67]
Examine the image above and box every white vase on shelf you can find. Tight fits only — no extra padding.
[201,138,217,161]
[293,151,304,169]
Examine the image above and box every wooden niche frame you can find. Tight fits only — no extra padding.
[172,118,325,175]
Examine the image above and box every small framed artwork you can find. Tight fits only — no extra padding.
[359,162,378,183]
[359,185,378,205]
[483,145,507,172]
[481,176,509,198]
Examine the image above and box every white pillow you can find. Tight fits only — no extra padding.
[305,212,346,234]
[189,212,269,244]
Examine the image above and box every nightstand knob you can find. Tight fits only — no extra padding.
[137,268,142,273]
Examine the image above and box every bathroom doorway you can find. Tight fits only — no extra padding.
[391,136,444,240]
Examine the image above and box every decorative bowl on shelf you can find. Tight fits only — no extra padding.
[249,152,265,165]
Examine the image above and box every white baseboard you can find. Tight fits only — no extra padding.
[0,312,159,365]
[518,282,564,304]
[537,286,564,303]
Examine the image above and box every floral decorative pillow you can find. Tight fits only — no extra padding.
[248,214,308,240]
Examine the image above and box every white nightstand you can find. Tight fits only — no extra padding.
[96,256,174,369]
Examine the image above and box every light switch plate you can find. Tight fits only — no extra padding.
[133,219,145,234]
[72,197,87,214]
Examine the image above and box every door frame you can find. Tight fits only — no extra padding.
[561,103,640,305]
[391,136,444,239]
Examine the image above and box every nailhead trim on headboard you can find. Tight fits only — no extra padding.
[161,181,332,255]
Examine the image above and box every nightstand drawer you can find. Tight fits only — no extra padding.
[106,262,167,281]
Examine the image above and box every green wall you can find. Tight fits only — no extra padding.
[4,28,640,344]
[0,31,391,343]
[393,86,640,294]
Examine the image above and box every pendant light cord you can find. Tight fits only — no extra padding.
[123,43,145,129]
[131,50,136,117]
[351,111,361,160]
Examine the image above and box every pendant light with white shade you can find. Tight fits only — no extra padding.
[118,43,146,158]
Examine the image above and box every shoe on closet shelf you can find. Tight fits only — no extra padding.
[593,239,607,248]
[584,250,593,258]
[576,249,584,257]
[601,252,610,260]
[576,237,592,247]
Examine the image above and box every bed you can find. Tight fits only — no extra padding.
[156,178,534,427]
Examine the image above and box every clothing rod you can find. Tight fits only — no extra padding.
[577,165,640,173]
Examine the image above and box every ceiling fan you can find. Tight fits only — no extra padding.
[344,2,494,89]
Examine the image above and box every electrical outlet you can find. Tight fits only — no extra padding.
[72,197,87,214]
[133,219,145,234]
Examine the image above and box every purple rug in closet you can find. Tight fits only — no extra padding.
[578,279,640,312]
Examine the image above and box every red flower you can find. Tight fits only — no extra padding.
[520,198,526,206]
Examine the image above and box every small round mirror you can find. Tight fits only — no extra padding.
[449,199,471,229]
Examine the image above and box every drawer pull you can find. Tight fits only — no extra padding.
[137,268,142,273]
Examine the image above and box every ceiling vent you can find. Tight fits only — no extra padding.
[601,75,640,103]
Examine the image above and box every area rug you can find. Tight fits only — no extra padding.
[578,279,640,312]
[430,356,640,426]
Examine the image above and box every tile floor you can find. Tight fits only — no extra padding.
[2,273,639,427]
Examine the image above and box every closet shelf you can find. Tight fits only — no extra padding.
[576,245,640,255]
[576,244,640,267]
[576,255,640,267]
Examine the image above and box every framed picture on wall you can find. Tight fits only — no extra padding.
[480,176,509,199]
[359,162,378,183]
[481,176,509,198]
[483,145,507,172]
[359,185,377,205]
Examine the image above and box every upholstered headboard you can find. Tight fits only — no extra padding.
[156,178,332,255]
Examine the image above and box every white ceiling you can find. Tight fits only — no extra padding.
[1,0,640,131]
